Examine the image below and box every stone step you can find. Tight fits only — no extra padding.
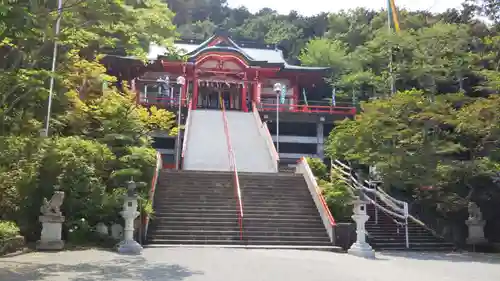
[151,229,329,238]
[158,193,312,200]
[155,213,321,220]
[157,191,311,198]
[150,220,238,227]
[159,179,305,185]
[148,239,243,245]
[160,183,305,189]
[367,228,435,235]
[147,239,332,246]
[366,225,433,231]
[153,203,316,211]
[149,234,330,243]
[155,199,316,207]
[153,208,318,216]
[151,225,327,232]
[368,236,446,242]
[370,241,455,249]
[152,219,323,228]
[155,202,317,210]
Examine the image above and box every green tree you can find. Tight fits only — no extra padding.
[0,0,176,136]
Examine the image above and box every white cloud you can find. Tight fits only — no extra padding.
[227,0,464,16]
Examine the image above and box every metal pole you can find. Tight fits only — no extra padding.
[276,92,279,154]
[388,0,396,96]
[43,0,63,137]
[404,202,409,248]
[175,84,182,170]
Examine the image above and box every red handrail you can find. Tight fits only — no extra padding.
[221,101,244,241]
[144,152,163,238]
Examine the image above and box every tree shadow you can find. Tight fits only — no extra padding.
[0,255,203,281]
[379,251,500,264]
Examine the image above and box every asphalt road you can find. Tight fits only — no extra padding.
[1,248,499,281]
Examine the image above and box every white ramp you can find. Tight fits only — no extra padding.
[226,111,278,173]
[183,110,230,171]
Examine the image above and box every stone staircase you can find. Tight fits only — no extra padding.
[147,170,240,245]
[366,202,455,251]
[331,159,456,252]
[239,173,332,248]
[146,170,333,249]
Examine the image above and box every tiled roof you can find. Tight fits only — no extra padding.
[148,34,329,72]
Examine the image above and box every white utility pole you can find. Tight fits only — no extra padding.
[42,0,63,137]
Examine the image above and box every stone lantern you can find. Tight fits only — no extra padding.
[347,198,375,258]
[117,180,143,255]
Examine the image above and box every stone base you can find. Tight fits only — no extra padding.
[466,220,486,245]
[466,237,488,245]
[36,239,64,250]
[348,242,375,259]
[117,239,143,255]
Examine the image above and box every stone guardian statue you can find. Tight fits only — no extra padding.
[36,191,66,250]
[466,201,487,245]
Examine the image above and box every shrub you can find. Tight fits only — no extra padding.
[319,177,354,222]
[306,157,328,181]
[0,221,20,240]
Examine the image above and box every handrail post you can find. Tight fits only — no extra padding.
[404,202,409,248]
[144,152,162,241]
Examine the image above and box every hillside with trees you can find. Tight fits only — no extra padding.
[0,0,499,246]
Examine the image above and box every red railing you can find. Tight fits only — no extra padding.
[221,100,244,241]
[144,152,163,239]
[258,103,356,115]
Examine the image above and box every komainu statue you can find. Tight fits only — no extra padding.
[40,191,65,216]
[467,201,482,221]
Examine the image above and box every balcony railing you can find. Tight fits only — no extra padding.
[138,95,357,116]
[139,96,188,108]
[257,102,356,115]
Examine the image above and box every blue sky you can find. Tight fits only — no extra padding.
[227,0,465,16]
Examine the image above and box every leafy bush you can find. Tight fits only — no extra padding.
[319,177,354,222]
[306,157,329,181]
[0,133,159,243]
[66,218,118,247]
[305,157,354,222]
[0,221,20,240]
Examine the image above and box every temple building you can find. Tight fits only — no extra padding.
[103,31,356,169]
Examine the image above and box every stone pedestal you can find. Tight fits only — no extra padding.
[466,219,487,245]
[348,199,375,259]
[96,222,109,236]
[111,223,124,239]
[36,215,65,250]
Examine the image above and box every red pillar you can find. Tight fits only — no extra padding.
[192,76,198,110]
[241,81,248,112]
[181,64,187,106]
[181,82,188,106]
[293,76,299,111]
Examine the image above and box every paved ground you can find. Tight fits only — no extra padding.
[1,248,500,281]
